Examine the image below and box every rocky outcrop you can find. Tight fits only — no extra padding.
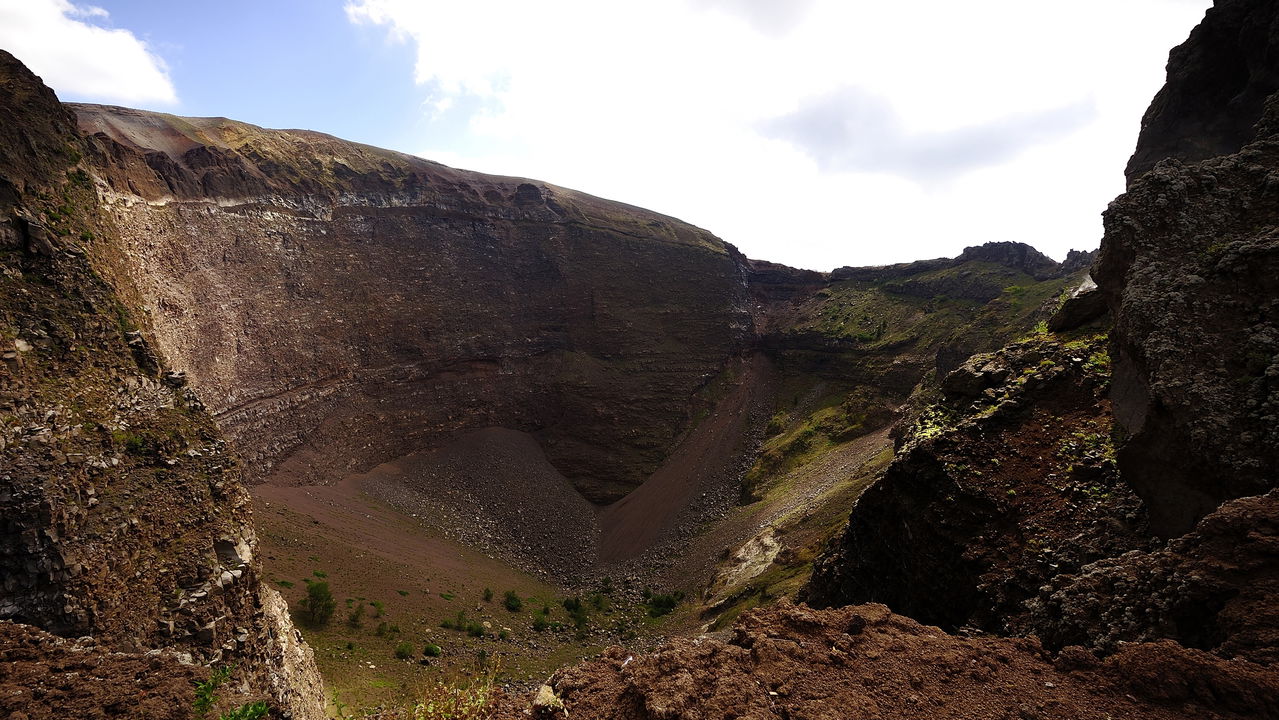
[1098,62,1279,536]
[1125,0,1279,182]
[0,50,324,718]
[519,601,1279,720]
[802,335,1154,632]
[71,103,752,503]
[831,241,1072,285]
[1021,490,1279,665]
[1048,276,1107,332]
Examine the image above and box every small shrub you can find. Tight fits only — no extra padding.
[275,580,294,589]
[394,641,414,660]
[423,643,443,658]
[313,570,327,579]
[377,621,390,636]
[411,662,499,720]
[532,614,549,632]
[370,600,385,617]
[503,590,523,612]
[498,630,509,641]
[347,603,365,629]
[483,587,494,602]
[301,582,336,626]
[645,590,685,618]
[397,589,410,597]
[193,666,232,715]
[220,702,270,720]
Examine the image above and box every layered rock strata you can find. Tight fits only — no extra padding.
[0,50,324,718]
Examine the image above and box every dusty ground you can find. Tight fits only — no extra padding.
[253,476,675,713]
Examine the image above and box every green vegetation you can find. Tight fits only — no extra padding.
[440,610,486,637]
[194,666,233,715]
[483,587,494,602]
[503,590,523,612]
[275,580,294,589]
[642,589,685,618]
[423,643,443,658]
[532,613,549,632]
[394,641,414,660]
[220,702,270,720]
[409,663,499,720]
[347,603,365,629]
[301,582,336,626]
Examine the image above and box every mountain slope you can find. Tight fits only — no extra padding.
[75,102,752,504]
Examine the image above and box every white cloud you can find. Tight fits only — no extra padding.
[762,87,1097,184]
[346,0,1211,270]
[0,0,177,105]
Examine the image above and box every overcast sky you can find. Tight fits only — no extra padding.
[0,0,1211,270]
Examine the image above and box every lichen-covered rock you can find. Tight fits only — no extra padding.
[802,334,1153,632]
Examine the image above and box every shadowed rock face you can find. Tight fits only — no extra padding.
[802,335,1153,632]
[1098,0,1279,535]
[74,104,752,503]
[1125,0,1279,182]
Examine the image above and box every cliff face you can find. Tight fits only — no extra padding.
[1098,4,1279,536]
[805,0,1279,667]
[1125,0,1279,182]
[0,51,324,718]
[71,104,751,503]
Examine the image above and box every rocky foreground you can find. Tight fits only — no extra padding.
[514,601,1279,720]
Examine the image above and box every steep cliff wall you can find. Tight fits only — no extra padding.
[1099,1,1279,536]
[73,104,752,503]
[0,51,324,718]
[1125,0,1279,182]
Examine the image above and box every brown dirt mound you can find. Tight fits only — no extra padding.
[523,601,1279,720]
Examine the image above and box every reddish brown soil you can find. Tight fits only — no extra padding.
[0,621,207,720]
[517,601,1279,720]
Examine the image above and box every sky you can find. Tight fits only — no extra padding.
[0,0,1212,271]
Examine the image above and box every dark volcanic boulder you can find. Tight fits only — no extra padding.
[1022,490,1279,665]
[1098,117,1279,536]
[803,336,1153,632]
